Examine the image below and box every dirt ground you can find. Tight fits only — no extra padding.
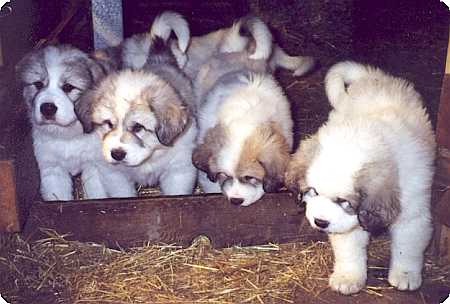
[0,0,449,303]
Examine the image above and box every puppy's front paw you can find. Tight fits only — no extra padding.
[329,271,366,295]
[388,268,422,291]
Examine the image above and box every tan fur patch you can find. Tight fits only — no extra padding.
[237,122,290,192]
[285,134,320,193]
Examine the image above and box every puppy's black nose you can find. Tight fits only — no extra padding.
[314,218,329,229]
[111,148,126,161]
[40,102,57,119]
[229,198,244,205]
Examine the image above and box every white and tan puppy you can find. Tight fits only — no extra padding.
[76,13,197,195]
[286,61,436,294]
[16,45,136,200]
[192,40,293,206]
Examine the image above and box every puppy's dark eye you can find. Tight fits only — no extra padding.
[103,120,113,129]
[62,83,76,93]
[32,81,44,90]
[131,123,144,133]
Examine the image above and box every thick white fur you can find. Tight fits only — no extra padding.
[150,11,190,53]
[301,61,435,294]
[17,46,136,200]
[122,11,190,70]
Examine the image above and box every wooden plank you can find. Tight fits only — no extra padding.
[437,75,450,149]
[0,160,20,232]
[23,192,308,249]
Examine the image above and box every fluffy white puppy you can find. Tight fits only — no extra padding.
[76,13,197,195]
[192,45,293,206]
[286,61,436,294]
[16,45,136,200]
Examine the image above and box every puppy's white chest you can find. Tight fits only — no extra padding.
[33,132,102,175]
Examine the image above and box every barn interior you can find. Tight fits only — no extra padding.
[0,0,449,303]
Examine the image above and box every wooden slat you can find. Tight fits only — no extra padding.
[0,160,20,232]
[437,75,450,149]
[23,192,310,249]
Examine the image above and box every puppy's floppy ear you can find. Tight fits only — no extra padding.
[192,143,218,182]
[84,57,108,84]
[192,124,226,182]
[144,83,189,146]
[285,134,319,195]
[355,162,401,235]
[256,124,291,193]
[75,88,96,133]
[153,101,189,146]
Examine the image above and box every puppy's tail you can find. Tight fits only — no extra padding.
[219,16,272,60]
[325,61,370,108]
[150,11,190,53]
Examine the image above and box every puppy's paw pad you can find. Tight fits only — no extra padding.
[388,269,422,290]
[329,271,366,295]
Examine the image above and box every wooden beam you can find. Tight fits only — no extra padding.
[0,160,20,232]
[23,192,311,249]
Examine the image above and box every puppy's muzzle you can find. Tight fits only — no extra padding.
[40,102,57,120]
[111,148,127,161]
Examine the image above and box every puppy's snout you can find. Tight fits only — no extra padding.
[314,218,329,229]
[40,102,57,119]
[111,148,127,161]
[229,198,244,205]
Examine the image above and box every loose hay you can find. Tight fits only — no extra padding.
[1,231,449,303]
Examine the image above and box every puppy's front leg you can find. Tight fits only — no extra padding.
[159,166,197,195]
[328,227,369,295]
[81,166,108,199]
[40,166,73,201]
[388,215,432,291]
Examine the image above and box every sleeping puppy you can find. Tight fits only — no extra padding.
[16,45,136,200]
[286,61,436,294]
[192,29,293,206]
[76,13,197,195]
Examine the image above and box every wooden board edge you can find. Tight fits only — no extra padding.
[22,191,317,249]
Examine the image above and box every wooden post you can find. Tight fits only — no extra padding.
[433,26,450,262]
[0,160,20,232]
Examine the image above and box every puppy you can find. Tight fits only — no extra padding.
[76,13,197,195]
[16,45,136,200]
[93,13,314,81]
[176,15,314,80]
[192,28,293,206]
[286,61,436,294]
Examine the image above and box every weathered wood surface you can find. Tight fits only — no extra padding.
[0,160,20,232]
[437,75,450,149]
[23,192,309,249]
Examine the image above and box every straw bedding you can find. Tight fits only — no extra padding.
[1,230,449,304]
